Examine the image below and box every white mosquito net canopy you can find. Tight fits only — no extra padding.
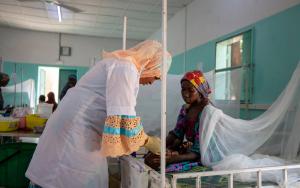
[137,61,300,186]
[200,62,300,186]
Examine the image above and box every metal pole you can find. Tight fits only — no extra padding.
[13,63,17,107]
[21,64,23,106]
[283,169,288,188]
[228,174,233,188]
[196,176,201,188]
[0,56,3,72]
[257,170,262,188]
[161,0,167,187]
[171,177,177,188]
[120,15,127,188]
[123,16,127,50]
[183,5,187,73]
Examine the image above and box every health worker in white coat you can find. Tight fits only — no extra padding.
[26,40,172,188]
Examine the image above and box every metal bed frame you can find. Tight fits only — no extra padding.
[169,164,300,188]
[121,156,300,188]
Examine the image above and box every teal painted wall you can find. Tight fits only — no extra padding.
[2,61,89,107]
[3,62,38,108]
[169,42,215,74]
[169,4,300,119]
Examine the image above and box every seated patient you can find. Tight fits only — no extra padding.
[145,70,211,171]
[46,92,58,112]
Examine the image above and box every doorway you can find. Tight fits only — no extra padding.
[58,69,77,101]
[37,66,59,104]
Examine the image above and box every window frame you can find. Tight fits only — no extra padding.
[214,29,254,104]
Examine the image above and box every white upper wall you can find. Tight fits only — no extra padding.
[149,6,186,56]
[149,0,300,55]
[0,26,140,67]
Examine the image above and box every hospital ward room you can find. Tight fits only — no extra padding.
[0,0,300,188]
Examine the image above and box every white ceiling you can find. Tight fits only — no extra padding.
[0,0,193,40]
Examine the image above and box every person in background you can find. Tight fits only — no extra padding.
[26,40,172,188]
[59,74,77,101]
[0,73,10,110]
[38,95,45,104]
[145,70,211,171]
[46,92,57,112]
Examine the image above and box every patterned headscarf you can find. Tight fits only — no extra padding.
[102,40,172,78]
[181,70,211,98]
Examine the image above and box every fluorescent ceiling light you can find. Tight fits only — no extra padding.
[57,6,62,22]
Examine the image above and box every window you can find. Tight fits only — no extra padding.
[215,30,253,103]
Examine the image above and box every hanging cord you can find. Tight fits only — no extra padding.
[58,33,61,61]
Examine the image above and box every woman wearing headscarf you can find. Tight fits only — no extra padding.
[46,92,58,112]
[145,70,211,170]
[26,40,172,188]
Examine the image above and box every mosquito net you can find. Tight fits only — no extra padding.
[2,79,36,108]
[200,62,300,186]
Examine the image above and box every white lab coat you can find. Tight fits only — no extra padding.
[26,58,140,188]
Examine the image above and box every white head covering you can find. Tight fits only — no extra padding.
[102,40,172,78]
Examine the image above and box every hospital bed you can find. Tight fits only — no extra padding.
[131,63,300,188]
[120,156,300,188]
